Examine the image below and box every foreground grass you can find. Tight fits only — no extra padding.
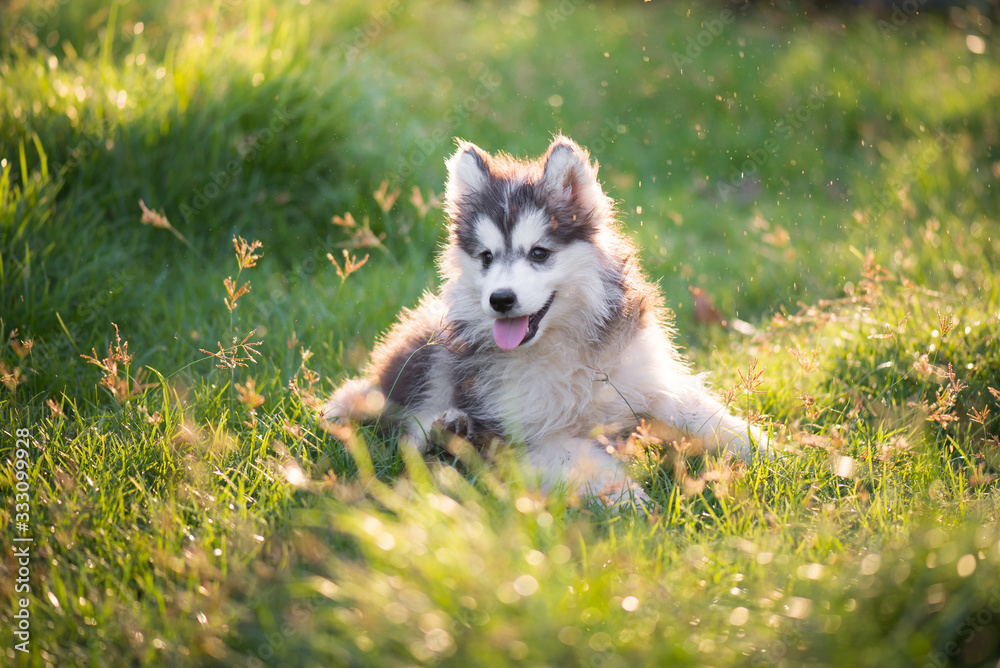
[1,0,999,665]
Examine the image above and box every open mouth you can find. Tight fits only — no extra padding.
[492,293,555,350]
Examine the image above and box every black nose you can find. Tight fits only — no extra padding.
[489,289,517,314]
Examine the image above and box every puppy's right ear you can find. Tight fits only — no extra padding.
[445,141,490,207]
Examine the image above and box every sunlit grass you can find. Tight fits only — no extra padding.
[1,0,999,665]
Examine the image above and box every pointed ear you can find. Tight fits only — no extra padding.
[445,141,490,207]
[540,136,602,208]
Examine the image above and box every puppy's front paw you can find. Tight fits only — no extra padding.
[322,378,385,422]
[727,423,777,463]
[433,408,474,439]
[597,479,652,512]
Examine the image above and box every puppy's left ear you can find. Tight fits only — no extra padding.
[540,136,603,209]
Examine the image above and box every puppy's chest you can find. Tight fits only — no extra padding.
[461,352,629,437]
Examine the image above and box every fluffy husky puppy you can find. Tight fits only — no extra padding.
[324,136,769,501]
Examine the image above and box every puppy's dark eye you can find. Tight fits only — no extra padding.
[480,250,494,268]
[529,247,550,262]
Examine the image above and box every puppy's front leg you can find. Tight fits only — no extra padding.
[322,378,441,454]
[523,436,649,507]
[648,377,771,462]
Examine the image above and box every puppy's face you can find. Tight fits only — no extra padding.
[443,137,611,350]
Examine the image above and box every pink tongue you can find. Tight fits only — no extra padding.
[493,316,530,350]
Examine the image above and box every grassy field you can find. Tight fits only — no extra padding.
[2,0,1000,665]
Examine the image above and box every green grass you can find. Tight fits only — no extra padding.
[2,0,1000,665]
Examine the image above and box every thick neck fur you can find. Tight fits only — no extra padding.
[438,226,660,442]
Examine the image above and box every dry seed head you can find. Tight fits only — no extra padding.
[332,211,385,249]
[318,416,357,444]
[223,276,252,312]
[46,398,65,418]
[926,363,968,427]
[869,314,908,341]
[409,187,441,218]
[199,330,262,369]
[721,387,737,407]
[858,249,893,302]
[233,236,263,269]
[786,346,818,374]
[332,212,357,228]
[877,436,912,463]
[139,200,194,249]
[737,358,766,394]
[139,199,171,229]
[373,180,401,213]
[80,324,153,403]
[317,470,339,491]
[797,392,818,418]
[794,431,834,453]
[968,405,991,425]
[8,329,33,359]
[969,465,997,489]
[139,406,163,425]
[912,353,948,380]
[0,362,25,392]
[340,221,384,249]
[682,475,706,497]
[80,323,133,371]
[937,311,957,336]
[629,419,663,450]
[328,250,369,280]
[300,367,320,392]
[289,354,321,408]
[235,378,265,409]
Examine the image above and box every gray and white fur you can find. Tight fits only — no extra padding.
[324,136,770,501]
